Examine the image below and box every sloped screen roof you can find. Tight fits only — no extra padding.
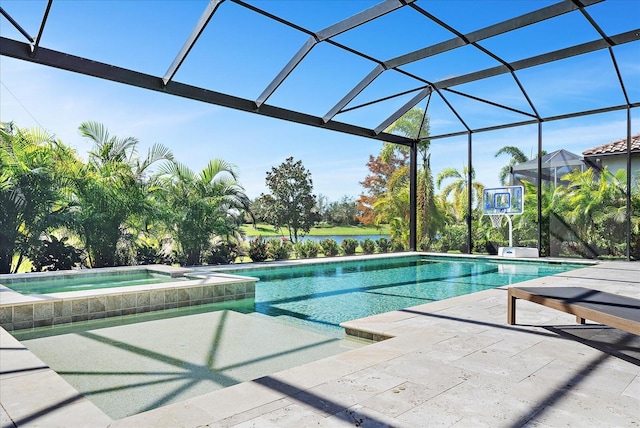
[1,0,638,146]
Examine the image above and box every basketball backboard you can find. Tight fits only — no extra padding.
[482,186,524,215]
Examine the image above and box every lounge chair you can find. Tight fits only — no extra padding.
[507,286,640,335]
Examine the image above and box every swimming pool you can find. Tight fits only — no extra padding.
[7,254,587,420]
[220,255,585,337]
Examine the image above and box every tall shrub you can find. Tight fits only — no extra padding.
[0,124,71,274]
[390,239,405,252]
[267,238,292,260]
[375,237,390,253]
[319,238,340,257]
[248,237,268,262]
[341,238,358,255]
[71,122,174,267]
[156,158,250,266]
[29,235,83,272]
[360,238,376,254]
[296,240,320,258]
[206,241,239,265]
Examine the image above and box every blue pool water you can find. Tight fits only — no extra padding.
[225,255,585,337]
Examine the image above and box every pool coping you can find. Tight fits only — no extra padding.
[196,251,594,274]
[0,264,191,283]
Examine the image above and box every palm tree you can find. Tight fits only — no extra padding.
[69,122,173,267]
[156,159,250,266]
[0,123,69,273]
[436,166,484,222]
[494,146,529,185]
[380,107,442,249]
[373,164,411,244]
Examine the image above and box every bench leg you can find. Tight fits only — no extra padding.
[508,292,516,325]
[576,316,586,324]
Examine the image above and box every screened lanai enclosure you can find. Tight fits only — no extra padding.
[1,0,639,259]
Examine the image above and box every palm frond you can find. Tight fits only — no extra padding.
[79,121,108,145]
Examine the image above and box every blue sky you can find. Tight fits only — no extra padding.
[1,0,638,201]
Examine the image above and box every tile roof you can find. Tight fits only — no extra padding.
[582,133,640,157]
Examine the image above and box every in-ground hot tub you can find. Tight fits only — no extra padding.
[0,265,258,331]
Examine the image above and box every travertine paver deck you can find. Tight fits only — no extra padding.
[1,259,638,427]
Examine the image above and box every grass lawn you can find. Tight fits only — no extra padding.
[241,223,389,237]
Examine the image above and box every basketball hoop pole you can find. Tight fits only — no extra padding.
[505,214,513,247]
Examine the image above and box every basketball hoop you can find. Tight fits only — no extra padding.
[488,214,503,229]
[483,186,524,249]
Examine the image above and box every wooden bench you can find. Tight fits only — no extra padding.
[507,286,640,335]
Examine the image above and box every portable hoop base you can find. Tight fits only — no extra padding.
[485,213,539,258]
[498,247,539,258]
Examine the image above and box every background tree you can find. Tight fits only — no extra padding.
[326,196,359,226]
[156,159,250,266]
[356,152,406,226]
[261,157,320,242]
[0,123,69,273]
[315,194,331,224]
[254,193,278,227]
[246,196,269,225]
